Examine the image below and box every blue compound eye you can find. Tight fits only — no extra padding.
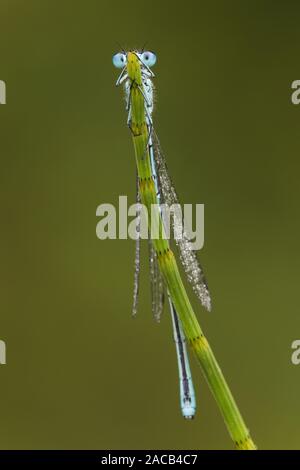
[140,51,157,67]
[112,52,126,68]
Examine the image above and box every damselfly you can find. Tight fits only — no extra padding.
[114,49,208,418]
[112,49,256,448]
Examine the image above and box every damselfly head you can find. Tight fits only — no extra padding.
[113,50,156,87]
[112,50,157,69]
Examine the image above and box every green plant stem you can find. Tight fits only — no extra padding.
[126,52,256,450]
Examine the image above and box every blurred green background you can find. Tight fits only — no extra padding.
[0,0,299,450]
